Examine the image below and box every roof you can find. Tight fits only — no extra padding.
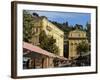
[69,29,86,34]
[23,42,68,60]
[23,42,56,58]
[42,17,64,34]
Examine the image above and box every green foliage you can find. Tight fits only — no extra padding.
[74,24,83,30]
[39,30,59,55]
[39,30,48,49]
[51,21,85,40]
[85,22,91,42]
[77,41,89,56]
[51,21,91,42]
[23,10,36,42]
[51,21,73,39]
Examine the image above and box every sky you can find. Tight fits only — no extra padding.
[27,10,90,28]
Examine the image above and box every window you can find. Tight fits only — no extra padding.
[71,33,72,36]
[75,43,77,45]
[33,28,37,33]
[46,26,52,31]
[71,43,73,45]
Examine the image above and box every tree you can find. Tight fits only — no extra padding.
[74,24,83,30]
[86,22,91,42]
[75,41,90,66]
[77,41,89,56]
[32,12,39,17]
[23,10,36,42]
[39,30,49,50]
[23,11,41,44]
[39,30,59,55]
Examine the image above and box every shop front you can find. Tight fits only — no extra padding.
[23,42,56,69]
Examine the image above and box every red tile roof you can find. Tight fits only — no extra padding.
[23,42,56,57]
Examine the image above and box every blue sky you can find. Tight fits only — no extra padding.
[27,10,90,28]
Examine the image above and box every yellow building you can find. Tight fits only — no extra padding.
[31,16,64,56]
[23,13,66,69]
[68,29,88,59]
[41,18,64,56]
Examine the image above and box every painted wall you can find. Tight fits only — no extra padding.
[68,29,88,59]
[42,18,64,56]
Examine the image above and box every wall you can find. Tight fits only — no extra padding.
[42,18,64,56]
[68,30,88,59]
[0,0,100,80]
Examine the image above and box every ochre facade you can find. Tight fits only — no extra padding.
[68,29,88,59]
[31,16,64,56]
[41,18,64,56]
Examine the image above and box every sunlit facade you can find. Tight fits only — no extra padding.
[68,29,88,59]
[41,18,64,56]
[29,15,64,56]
